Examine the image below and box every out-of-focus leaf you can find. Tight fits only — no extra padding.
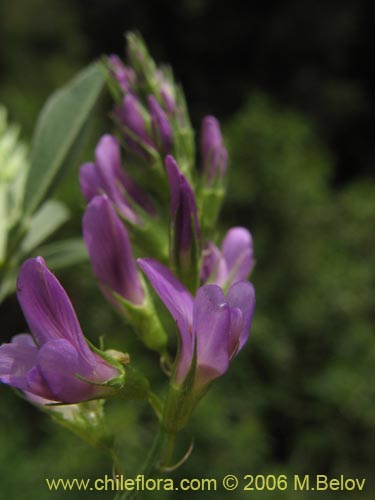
[7,168,27,229]
[37,238,88,269]
[20,200,70,254]
[0,185,7,264]
[0,105,29,232]
[0,268,17,303]
[24,62,105,215]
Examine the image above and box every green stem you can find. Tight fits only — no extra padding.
[115,425,167,500]
[147,391,163,421]
[160,432,176,469]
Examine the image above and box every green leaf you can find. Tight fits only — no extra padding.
[0,185,7,264]
[36,238,88,269]
[24,62,105,215]
[0,268,17,303]
[20,200,70,254]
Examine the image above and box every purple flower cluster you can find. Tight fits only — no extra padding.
[0,258,121,403]
[0,34,255,414]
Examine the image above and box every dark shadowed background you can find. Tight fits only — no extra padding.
[0,0,373,499]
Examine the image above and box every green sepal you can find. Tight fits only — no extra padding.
[126,32,159,98]
[102,55,123,104]
[115,365,151,401]
[171,209,201,294]
[162,336,198,433]
[114,278,168,354]
[199,185,225,237]
[170,85,195,176]
[130,219,169,263]
[42,399,115,451]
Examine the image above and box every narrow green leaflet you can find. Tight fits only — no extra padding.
[0,185,7,264]
[24,62,105,215]
[20,200,70,254]
[37,238,88,269]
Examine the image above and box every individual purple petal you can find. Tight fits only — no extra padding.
[120,170,156,217]
[26,365,56,401]
[148,95,173,154]
[79,162,103,202]
[94,135,140,224]
[0,334,38,390]
[222,227,254,283]
[201,115,227,184]
[83,195,144,306]
[200,241,228,286]
[115,94,154,157]
[227,307,244,357]
[165,155,200,260]
[37,339,115,404]
[193,285,231,387]
[80,135,155,223]
[108,54,135,93]
[137,258,194,367]
[226,281,255,353]
[95,134,155,217]
[16,258,91,356]
[156,69,176,114]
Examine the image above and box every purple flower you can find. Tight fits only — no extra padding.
[165,155,201,283]
[79,134,155,225]
[138,258,255,391]
[0,258,120,404]
[108,54,136,93]
[200,116,228,185]
[83,195,145,307]
[148,95,173,154]
[201,227,254,287]
[155,69,176,114]
[115,95,155,159]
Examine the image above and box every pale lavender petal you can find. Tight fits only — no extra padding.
[0,334,38,390]
[79,162,103,203]
[226,281,255,352]
[37,339,113,403]
[16,258,91,357]
[193,285,230,387]
[201,116,221,160]
[217,146,228,179]
[137,258,194,369]
[148,95,173,153]
[200,241,228,286]
[222,227,254,284]
[83,195,144,305]
[24,390,58,405]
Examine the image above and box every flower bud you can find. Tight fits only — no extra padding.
[165,155,201,291]
[108,54,136,93]
[148,95,173,155]
[115,95,155,159]
[200,116,227,185]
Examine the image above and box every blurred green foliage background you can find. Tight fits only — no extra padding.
[0,0,373,499]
